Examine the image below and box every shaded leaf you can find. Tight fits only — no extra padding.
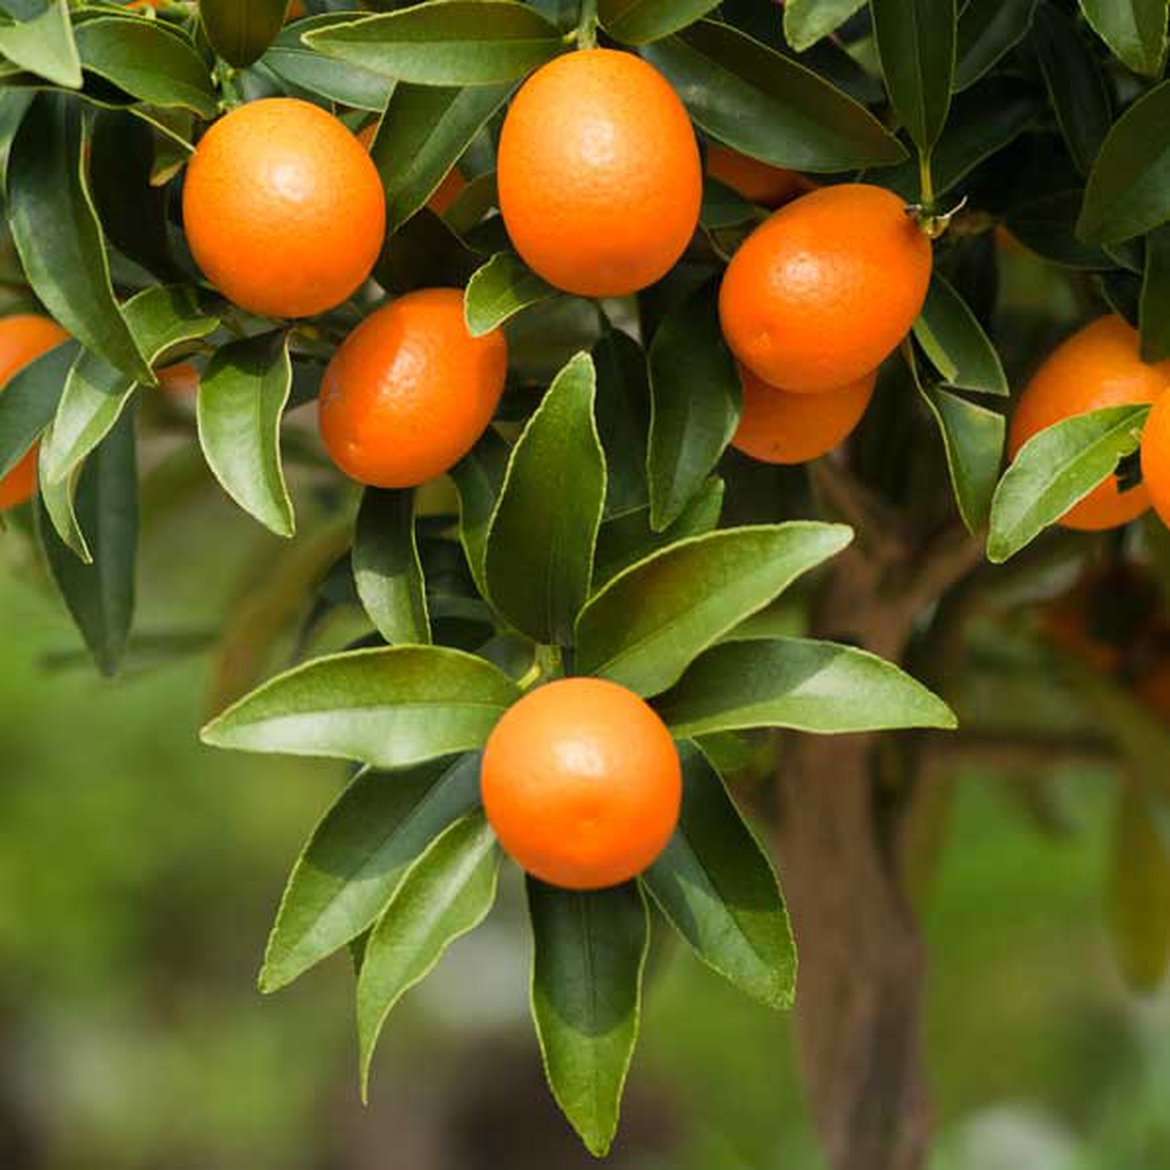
[353,487,431,645]
[954,0,1036,92]
[1139,222,1170,363]
[0,340,78,481]
[1004,190,1112,269]
[593,328,651,520]
[464,251,556,337]
[912,273,1008,396]
[449,425,509,600]
[1080,0,1168,78]
[783,0,867,52]
[598,0,722,45]
[200,0,289,67]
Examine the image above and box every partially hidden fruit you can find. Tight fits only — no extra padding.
[319,288,507,488]
[157,361,200,397]
[1010,315,1170,531]
[183,98,385,319]
[706,143,811,208]
[1140,387,1170,530]
[719,183,932,392]
[0,314,70,511]
[732,364,875,464]
[481,677,682,890]
[497,48,701,298]
[355,123,467,216]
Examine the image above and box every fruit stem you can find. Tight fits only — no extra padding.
[576,0,599,49]
[917,148,935,212]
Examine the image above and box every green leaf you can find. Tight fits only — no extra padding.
[372,83,510,233]
[201,645,520,767]
[484,352,605,645]
[954,0,1036,92]
[449,425,509,600]
[987,404,1151,563]
[1078,80,1170,245]
[642,21,906,173]
[593,329,650,520]
[0,0,80,89]
[260,755,482,992]
[305,2,564,87]
[870,0,957,153]
[75,16,218,119]
[6,92,152,383]
[358,812,501,1094]
[598,0,721,45]
[1004,191,1112,270]
[1140,223,1170,363]
[647,280,739,530]
[528,878,648,1159]
[1032,1,1112,177]
[353,487,431,646]
[642,742,794,1009]
[0,340,78,482]
[783,0,867,52]
[655,637,957,735]
[197,331,295,539]
[575,523,853,697]
[38,404,137,677]
[464,252,556,337]
[200,0,289,67]
[1080,0,1168,78]
[912,273,1009,396]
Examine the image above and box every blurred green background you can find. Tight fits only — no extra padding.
[2,469,1169,1170]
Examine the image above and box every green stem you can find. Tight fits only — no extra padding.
[917,148,935,212]
[576,0,599,48]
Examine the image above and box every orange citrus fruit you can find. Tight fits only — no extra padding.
[157,361,200,396]
[355,122,467,216]
[1010,315,1170,531]
[719,183,932,392]
[0,314,70,511]
[481,677,682,890]
[183,98,385,319]
[319,288,507,488]
[497,48,701,298]
[706,143,812,208]
[732,364,876,464]
[1140,386,1170,530]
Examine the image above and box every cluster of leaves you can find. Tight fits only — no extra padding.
[1,0,1169,1152]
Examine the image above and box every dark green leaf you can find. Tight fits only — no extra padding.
[593,328,650,520]
[1004,190,1112,269]
[197,331,295,539]
[6,92,152,383]
[450,425,509,600]
[1140,224,1170,363]
[358,812,501,1095]
[642,742,794,1009]
[200,0,289,67]
[260,754,481,992]
[200,645,521,768]
[654,637,957,735]
[464,251,556,337]
[484,352,605,645]
[0,340,78,481]
[954,0,1036,91]
[528,878,648,1159]
[647,279,739,530]
[783,0,867,52]
[1080,0,1168,78]
[912,273,1009,396]
[598,0,721,45]
[305,3,564,86]
[987,404,1151,563]
[642,20,906,173]
[375,206,480,294]
[575,523,852,696]
[0,0,80,88]
[353,487,431,645]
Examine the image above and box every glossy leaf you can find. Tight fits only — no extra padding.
[987,405,1150,563]
[1140,224,1170,363]
[372,83,511,233]
[200,0,289,67]
[913,274,1009,396]
[358,813,501,1095]
[642,21,906,173]
[305,2,564,86]
[1079,80,1170,245]
[954,0,1036,91]
[655,637,957,735]
[598,0,721,45]
[201,645,520,767]
[528,878,648,1158]
[38,405,137,677]
[575,523,853,697]
[1080,0,1168,78]
[0,340,78,482]
[870,0,957,153]
[197,331,295,539]
[783,0,867,52]
[642,742,794,1009]
[0,0,80,88]
[593,329,650,520]
[450,426,509,600]
[6,92,152,383]
[353,487,431,646]
[484,352,605,645]
[464,252,556,337]
[647,280,740,530]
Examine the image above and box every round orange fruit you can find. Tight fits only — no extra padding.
[183,98,385,319]
[1011,315,1170,531]
[497,48,701,298]
[732,364,876,464]
[481,677,682,890]
[719,183,932,392]
[0,314,70,511]
[319,288,507,488]
[1140,386,1170,530]
[706,143,811,208]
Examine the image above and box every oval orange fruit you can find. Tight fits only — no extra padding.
[1011,315,1170,531]
[719,183,932,392]
[706,143,811,208]
[319,288,507,488]
[1141,386,1170,531]
[497,48,702,298]
[481,677,682,890]
[183,98,385,319]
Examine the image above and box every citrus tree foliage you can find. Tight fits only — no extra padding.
[1,0,1170,1157]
